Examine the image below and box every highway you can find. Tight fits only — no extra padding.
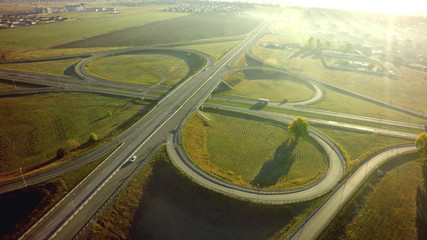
[0,14,423,240]
[16,19,272,240]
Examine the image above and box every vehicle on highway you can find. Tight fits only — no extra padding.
[129,155,137,163]
[257,98,269,105]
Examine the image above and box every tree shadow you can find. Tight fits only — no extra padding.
[251,140,297,187]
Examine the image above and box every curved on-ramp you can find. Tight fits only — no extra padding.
[167,116,346,204]
[212,66,325,107]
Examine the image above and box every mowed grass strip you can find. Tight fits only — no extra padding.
[0,12,187,49]
[307,86,427,124]
[219,70,314,102]
[84,54,189,87]
[183,110,328,189]
[319,154,425,240]
[58,14,263,48]
[0,92,153,174]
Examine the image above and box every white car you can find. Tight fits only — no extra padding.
[129,155,137,163]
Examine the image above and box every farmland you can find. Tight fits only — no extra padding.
[0,12,187,49]
[57,14,264,48]
[182,109,328,189]
[319,154,426,240]
[0,92,154,175]
[219,70,315,102]
[84,54,189,87]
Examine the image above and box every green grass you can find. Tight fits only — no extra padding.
[179,40,241,62]
[0,58,83,76]
[183,110,328,189]
[0,148,112,240]
[314,126,413,172]
[207,99,423,135]
[84,54,189,87]
[0,12,187,49]
[319,154,426,240]
[307,86,427,124]
[57,14,264,48]
[82,146,326,240]
[219,70,314,102]
[0,92,154,174]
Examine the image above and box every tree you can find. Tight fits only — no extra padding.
[288,117,310,141]
[415,132,427,156]
[307,36,315,49]
[88,133,98,143]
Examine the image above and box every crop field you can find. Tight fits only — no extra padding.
[319,154,426,240]
[0,92,154,175]
[0,58,84,76]
[183,110,328,189]
[178,40,241,62]
[58,14,263,48]
[219,70,314,102]
[0,12,187,49]
[307,87,426,124]
[82,146,325,240]
[314,126,413,171]
[84,54,189,87]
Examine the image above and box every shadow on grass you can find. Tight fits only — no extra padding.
[130,154,314,240]
[251,140,297,187]
[416,160,427,240]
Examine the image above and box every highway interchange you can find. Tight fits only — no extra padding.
[0,17,424,240]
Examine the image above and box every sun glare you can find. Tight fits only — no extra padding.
[281,0,427,15]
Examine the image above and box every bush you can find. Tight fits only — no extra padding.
[88,133,98,143]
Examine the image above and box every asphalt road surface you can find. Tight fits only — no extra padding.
[17,19,271,240]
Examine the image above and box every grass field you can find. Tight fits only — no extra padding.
[84,54,189,87]
[183,109,328,189]
[0,92,154,175]
[57,14,263,48]
[207,99,423,135]
[319,154,426,240]
[0,12,187,49]
[252,41,427,113]
[219,70,314,102]
[0,148,111,240]
[314,126,413,171]
[82,146,326,240]
[307,87,427,124]
[0,58,84,76]
[179,40,241,62]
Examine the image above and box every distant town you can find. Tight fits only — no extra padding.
[0,3,118,29]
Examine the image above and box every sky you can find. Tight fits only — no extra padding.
[240,0,427,15]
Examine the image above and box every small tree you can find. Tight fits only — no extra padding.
[88,133,98,143]
[288,117,310,141]
[415,132,427,156]
[56,148,66,159]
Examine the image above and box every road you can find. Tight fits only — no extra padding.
[17,19,271,240]
[290,145,416,240]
